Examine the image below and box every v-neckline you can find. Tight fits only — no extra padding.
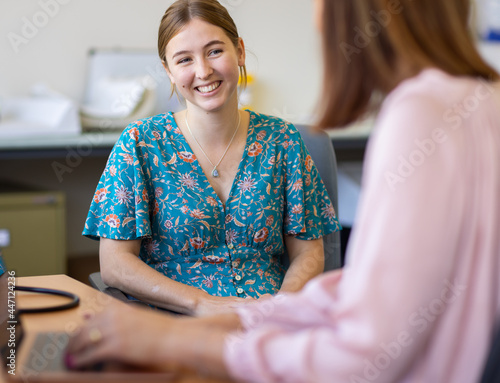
[167,111,254,212]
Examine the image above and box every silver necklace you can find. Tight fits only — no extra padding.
[185,111,241,178]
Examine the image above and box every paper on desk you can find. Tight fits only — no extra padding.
[80,75,152,119]
[0,96,81,139]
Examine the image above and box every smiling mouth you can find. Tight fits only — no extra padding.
[196,81,221,94]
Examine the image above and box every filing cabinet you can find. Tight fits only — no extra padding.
[0,187,66,276]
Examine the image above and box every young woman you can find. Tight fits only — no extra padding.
[68,0,500,381]
[82,0,339,316]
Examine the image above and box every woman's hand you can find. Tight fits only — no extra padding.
[65,300,242,379]
[194,293,254,316]
[65,301,178,371]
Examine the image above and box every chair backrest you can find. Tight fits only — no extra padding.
[88,271,130,303]
[480,322,500,383]
[295,124,342,271]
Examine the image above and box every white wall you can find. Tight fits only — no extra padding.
[0,0,322,123]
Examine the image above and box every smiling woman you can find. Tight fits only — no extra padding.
[157,0,248,94]
[162,18,244,117]
[81,0,340,317]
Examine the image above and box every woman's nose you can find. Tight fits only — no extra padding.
[195,59,213,80]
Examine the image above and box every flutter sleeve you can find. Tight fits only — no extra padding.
[82,123,152,241]
[282,126,341,239]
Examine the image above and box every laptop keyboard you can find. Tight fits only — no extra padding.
[25,332,69,373]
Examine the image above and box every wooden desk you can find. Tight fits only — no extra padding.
[16,275,111,336]
[6,275,225,383]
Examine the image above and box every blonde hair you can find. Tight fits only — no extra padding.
[317,0,499,129]
[158,0,247,96]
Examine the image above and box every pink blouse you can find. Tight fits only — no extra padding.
[223,69,500,382]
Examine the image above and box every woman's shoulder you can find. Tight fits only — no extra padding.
[375,69,464,137]
[123,112,176,134]
[384,68,494,112]
[248,110,299,136]
[115,112,178,145]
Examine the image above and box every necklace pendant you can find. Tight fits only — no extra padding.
[212,168,219,178]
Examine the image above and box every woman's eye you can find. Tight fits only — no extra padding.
[177,57,191,64]
[209,49,223,56]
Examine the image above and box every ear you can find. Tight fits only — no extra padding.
[237,37,246,67]
[162,60,175,84]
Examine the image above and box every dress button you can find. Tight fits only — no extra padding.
[232,261,238,268]
[235,275,242,281]
[237,288,244,294]
[227,243,234,249]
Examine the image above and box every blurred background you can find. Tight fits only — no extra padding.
[0,0,321,120]
[0,0,498,281]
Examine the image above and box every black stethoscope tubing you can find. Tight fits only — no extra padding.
[15,286,80,314]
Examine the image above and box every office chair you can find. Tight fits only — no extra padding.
[89,123,342,300]
[295,124,341,271]
[88,271,130,304]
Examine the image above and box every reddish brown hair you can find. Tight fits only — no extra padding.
[317,0,499,129]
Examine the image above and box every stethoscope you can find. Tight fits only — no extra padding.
[15,286,80,314]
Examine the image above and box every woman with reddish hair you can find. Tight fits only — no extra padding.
[69,0,500,381]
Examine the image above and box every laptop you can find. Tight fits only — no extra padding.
[0,252,96,380]
[0,253,176,382]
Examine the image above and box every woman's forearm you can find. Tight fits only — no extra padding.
[66,301,242,380]
[100,240,209,315]
[280,237,324,292]
[100,239,250,316]
[160,314,242,380]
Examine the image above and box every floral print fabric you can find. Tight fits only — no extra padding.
[0,251,6,276]
[83,111,340,298]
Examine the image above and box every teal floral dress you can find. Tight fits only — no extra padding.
[83,111,340,298]
[0,251,6,276]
